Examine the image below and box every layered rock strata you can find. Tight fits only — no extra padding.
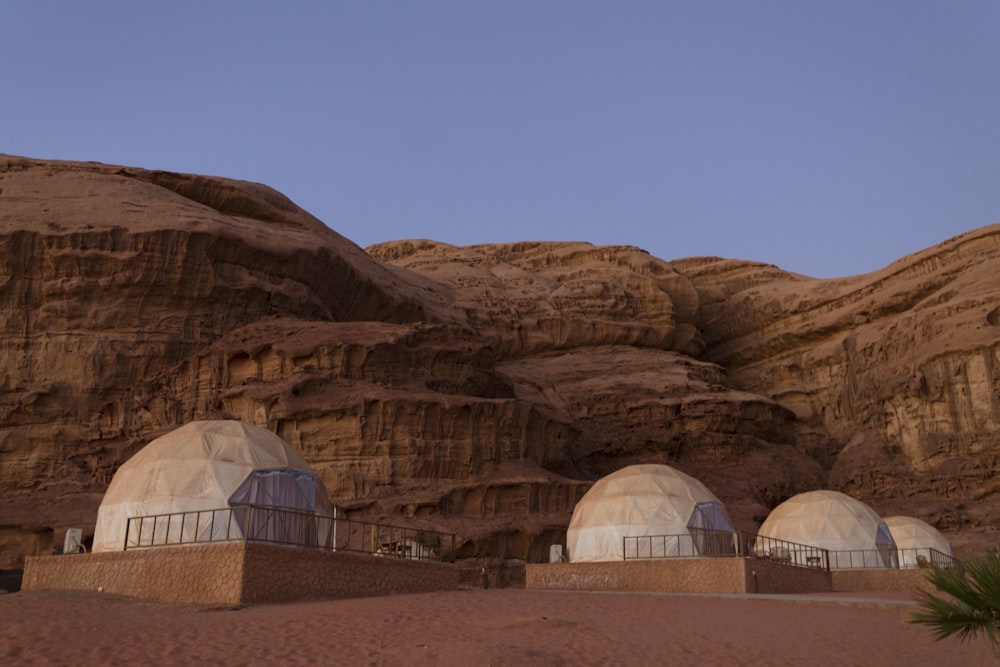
[674,226,1000,553]
[0,154,996,567]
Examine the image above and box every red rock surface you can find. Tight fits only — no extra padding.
[0,154,997,566]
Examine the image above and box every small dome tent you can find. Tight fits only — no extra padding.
[757,490,896,569]
[93,420,332,552]
[566,464,735,562]
[884,516,954,567]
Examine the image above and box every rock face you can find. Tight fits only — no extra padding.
[673,228,1000,554]
[0,154,996,566]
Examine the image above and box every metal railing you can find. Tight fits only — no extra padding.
[335,516,456,562]
[743,532,831,570]
[623,529,738,560]
[125,507,242,548]
[620,529,957,572]
[897,547,957,569]
[824,547,899,570]
[623,530,830,571]
[124,505,456,562]
[824,546,958,570]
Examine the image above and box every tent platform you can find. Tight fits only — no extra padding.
[22,541,460,606]
[526,558,936,595]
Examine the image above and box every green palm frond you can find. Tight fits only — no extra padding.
[910,550,1000,655]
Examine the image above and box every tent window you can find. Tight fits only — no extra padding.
[874,521,899,568]
[228,467,330,512]
[686,501,736,556]
[228,468,332,546]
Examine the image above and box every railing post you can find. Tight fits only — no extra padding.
[123,517,131,551]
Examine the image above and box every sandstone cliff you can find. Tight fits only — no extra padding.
[674,227,1000,553]
[0,154,996,567]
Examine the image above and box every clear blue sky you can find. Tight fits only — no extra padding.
[3,2,998,278]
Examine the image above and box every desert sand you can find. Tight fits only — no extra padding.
[0,589,992,666]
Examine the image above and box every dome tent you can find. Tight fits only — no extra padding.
[566,464,735,563]
[93,420,332,552]
[757,490,896,569]
[884,515,954,567]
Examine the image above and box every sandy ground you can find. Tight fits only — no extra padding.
[0,589,993,666]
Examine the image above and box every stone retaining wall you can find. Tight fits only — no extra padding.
[744,558,833,594]
[24,546,936,602]
[23,543,459,605]
[527,558,833,594]
[240,543,459,604]
[832,567,934,593]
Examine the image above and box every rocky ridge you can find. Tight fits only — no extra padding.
[0,155,996,566]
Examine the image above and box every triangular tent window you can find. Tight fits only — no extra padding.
[686,501,736,556]
[874,520,898,568]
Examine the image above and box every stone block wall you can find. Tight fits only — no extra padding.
[240,543,460,604]
[23,543,245,604]
[23,542,459,605]
[832,567,935,593]
[744,558,832,594]
[527,558,833,595]
[527,558,747,593]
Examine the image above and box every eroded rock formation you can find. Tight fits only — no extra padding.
[674,228,1000,553]
[0,154,996,567]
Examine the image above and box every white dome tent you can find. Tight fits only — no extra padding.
[93,420,332,552]
[757,490,896,569]
[566,464,735,562]
[884,515,954,567]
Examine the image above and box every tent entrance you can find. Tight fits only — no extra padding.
[228,468,333,546]
[874,521,899,568]
[686,501,736,556]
